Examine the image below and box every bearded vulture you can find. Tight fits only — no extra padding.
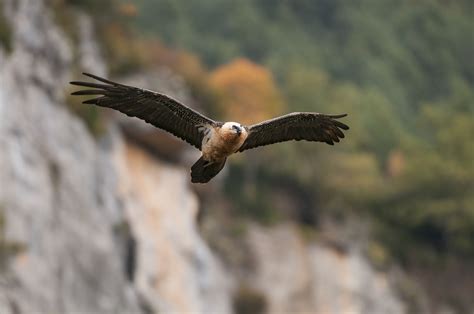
[70,73,349,183]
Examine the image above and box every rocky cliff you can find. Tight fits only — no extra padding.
[0,0,406,313]
[244,224,404,314]
[0,1,230,313]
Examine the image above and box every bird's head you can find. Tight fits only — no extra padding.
[222,122,243,136]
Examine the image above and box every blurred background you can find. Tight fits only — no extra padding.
[0,0,473,313]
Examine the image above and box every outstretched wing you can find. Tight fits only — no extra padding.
[238,112,349,152]
[70,73,217,150]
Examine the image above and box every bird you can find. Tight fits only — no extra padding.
[70,73,349,183]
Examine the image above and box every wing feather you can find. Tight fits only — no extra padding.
[70,73,217,150]
[239,112,349,152]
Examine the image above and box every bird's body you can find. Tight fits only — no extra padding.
[201,122,248,161]
[70,73,349,183]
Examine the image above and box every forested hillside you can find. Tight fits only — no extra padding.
[128,0,474,260]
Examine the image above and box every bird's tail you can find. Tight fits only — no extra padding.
[191,157,226,183]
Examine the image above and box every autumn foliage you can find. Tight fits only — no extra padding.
[209,58,285,125]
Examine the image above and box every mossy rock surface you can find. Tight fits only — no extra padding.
[0,2,13,53]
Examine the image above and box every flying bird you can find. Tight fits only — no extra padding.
[70,73,349,183]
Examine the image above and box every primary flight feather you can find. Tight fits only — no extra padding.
[70,73,349,183]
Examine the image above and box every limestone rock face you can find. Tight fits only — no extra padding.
[0,0,141,312]
[0,1,231,313]
[247,224,405,314]
[116,144,231,314]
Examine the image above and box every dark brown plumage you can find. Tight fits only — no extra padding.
[239,112,349,152]
[70,73,217,149]
[70,73,349,183]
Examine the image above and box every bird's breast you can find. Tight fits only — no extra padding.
[201,127,247,161]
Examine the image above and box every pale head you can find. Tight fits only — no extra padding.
[222,121,244,136]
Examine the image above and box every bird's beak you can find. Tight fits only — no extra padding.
[232,125,242,135]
